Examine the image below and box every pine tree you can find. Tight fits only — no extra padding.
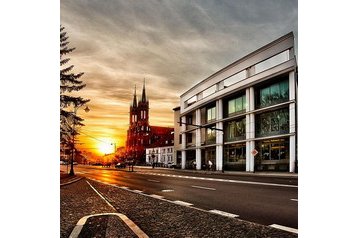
[60,26,90,161]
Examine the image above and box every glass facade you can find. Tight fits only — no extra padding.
[256,79,289,108]
[255,108,289,137]
[225,118,246,142]
[255,138,289,171]
[228,95,246,115]
[224,143,246,171]
[206,128,216,144]
[207,106,216,122]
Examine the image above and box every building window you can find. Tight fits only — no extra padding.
[225,118,246,142]
[187,115,193,125]
[256,79,289,108]
[206,128,216,144]
[228,95,246,115]
[255,108,289,137]
[255,138,289,171]
[224,143,246,171]
[207,106,216,122]
[179,135,182,144]
[187,133,192,143]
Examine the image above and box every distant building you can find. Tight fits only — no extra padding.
[174,32,297,172]
[125,80,174,164]
[145,146,174,166]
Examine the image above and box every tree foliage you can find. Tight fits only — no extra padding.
[60,26,90,145]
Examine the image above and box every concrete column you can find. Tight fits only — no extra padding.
[196,109,201,170]
[181,116,186,169]
[247,87,255,172]
[245,88,251,172]
[289,71,296,172]
[216,99,223,171]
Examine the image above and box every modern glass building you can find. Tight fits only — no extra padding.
[174,32,297,172]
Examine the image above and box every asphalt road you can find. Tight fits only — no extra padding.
[62,165,298,230]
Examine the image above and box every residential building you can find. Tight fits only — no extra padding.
[145,146,174,166]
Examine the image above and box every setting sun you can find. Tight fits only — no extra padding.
[97,139,115,155]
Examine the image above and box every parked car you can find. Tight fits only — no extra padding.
[60,161,67,165]
[73,162,78,165]
[115,162,126,168]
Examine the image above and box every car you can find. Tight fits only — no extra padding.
[73,162,78,165]
[115,162,126,168]
[60,161,67,165]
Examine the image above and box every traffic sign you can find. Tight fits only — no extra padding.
[251,149,258,156]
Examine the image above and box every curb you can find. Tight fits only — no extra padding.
[69,213,149,238]
[60,177,83,187]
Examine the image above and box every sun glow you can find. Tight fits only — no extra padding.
[97,139,115,155]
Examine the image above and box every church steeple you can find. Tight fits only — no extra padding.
[141,78,147,103]
[132,85,137,108]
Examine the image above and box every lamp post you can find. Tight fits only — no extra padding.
[69,105,90,176]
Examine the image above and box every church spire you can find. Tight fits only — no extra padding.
[132,85,137,107]
[141,78,147,102]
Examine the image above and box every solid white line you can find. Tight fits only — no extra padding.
[86,181,116,210]
[173,200,193,206]
[132,190,143,193]
[138,172,297,188]
[209,209,239,218]
[191,185,216,191]
[290,198,298,202]
[269,224,298,234]
[147,179,160,183]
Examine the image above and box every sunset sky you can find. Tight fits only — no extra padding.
[60,0,297,156]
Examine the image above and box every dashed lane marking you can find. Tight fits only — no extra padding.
[173,200,193,206]
[132,190,143,193]
[161,189,174,192]
[149,194,164,199]
[191,185,216,191]
[209,209,239,218]
[269,224,298,234]
[147,179,160,183]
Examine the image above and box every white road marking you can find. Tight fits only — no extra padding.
[149,194,164,199]
[147,179,160,183]
[137,172,297,188]
[120,186,129,189]
[173,200,193,206]
[161,189,174,192]
[132,190,143,193]
[269,224,298,234]
[191,185,216,191]
[69,213,149,238]
[209,209,239,218]
[86,181,116,210]
[290,198,298,202]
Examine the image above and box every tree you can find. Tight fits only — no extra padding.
[60,25,90,174]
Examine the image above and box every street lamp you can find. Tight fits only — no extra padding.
[69,105,90,176]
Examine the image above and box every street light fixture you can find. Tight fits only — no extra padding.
[69,105,90,176]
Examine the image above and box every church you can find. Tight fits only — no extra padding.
[125,81,174,164]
